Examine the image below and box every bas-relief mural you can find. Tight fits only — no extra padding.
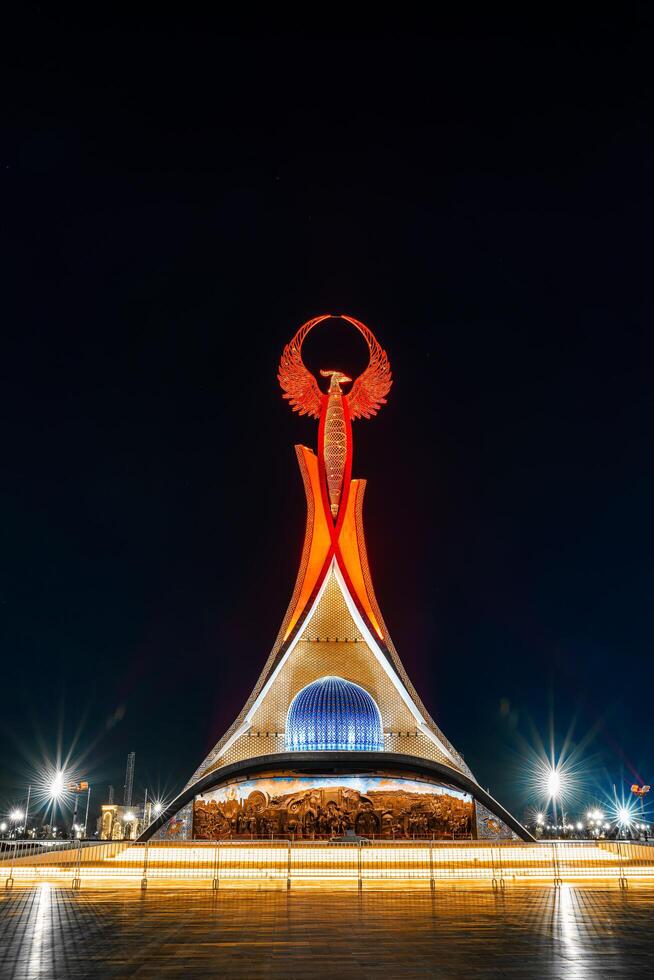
[192,775,473,840]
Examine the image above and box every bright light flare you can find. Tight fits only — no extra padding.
[546,768,562,799]
[29,764,79,822]
[523,750,582,813]
[9,809,24,822]
[617,805,635,828]
[608,790,644,833]
[518,713,593,818]
[148,797,170,824]
[50,771,65,800]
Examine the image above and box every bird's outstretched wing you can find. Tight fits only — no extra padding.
[343,315,393,420]
[277,315,328,418]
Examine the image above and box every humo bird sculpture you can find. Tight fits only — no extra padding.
[278,314,392,520]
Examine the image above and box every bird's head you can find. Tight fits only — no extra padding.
[320,369,352,393]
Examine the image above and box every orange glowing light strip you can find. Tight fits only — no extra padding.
[282,447,332,641]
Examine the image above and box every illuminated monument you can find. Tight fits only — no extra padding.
[144,315,531,842]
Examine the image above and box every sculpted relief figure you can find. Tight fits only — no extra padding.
[193,785,473,840]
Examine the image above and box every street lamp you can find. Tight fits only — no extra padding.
[546,769,561,799]
[617,806,633,829]
[67,781,89,839]
[148,799,166,826]
[42,769,89,838]
[37,768,68,838]
[10,809,24,836]
[542,764,566,832]
[50,771,65,800]
[610,790,638,839]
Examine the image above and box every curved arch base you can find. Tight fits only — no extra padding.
[139,752,534,843]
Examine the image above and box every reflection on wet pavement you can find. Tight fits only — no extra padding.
[1,883,653,978]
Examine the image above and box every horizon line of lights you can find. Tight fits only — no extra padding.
[1,754,647,840]
[533,796,649,834]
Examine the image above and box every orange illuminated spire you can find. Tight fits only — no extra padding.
[276,315,392,643]
[319,369,350,517]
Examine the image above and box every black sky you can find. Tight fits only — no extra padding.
[2,12,654,823]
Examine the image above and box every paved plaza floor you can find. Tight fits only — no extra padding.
[1,882,653,978]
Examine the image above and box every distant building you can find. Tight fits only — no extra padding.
[98,753,144,839]
[99,801,155,840]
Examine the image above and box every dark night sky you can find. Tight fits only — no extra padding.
[2,12,654,825]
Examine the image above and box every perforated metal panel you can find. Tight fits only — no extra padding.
[204,570,457,774]
[285,676,383,751]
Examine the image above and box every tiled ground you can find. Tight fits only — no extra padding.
[1,883,653,978]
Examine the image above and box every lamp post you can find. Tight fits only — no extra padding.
[631,784,650,835]
[83,786,91,838]
[68,781,89,839]
[546,767,562,834]
[23,785,31,839]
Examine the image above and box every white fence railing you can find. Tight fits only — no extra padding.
[2,839,653,888]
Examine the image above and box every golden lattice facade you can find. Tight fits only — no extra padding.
[195,566,463,777]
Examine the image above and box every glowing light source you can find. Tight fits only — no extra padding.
[28,764,77,819]
[50,771,65,800]
[522,724,587,821]
[123,812,135,822]
[617,806,633,828]
[546,769,562,799]
[609,790,639,833]
[10,808,24,822]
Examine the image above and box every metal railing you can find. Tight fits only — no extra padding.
[2,838,654,889]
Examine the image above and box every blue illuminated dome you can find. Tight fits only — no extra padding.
[285,676,383,752]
